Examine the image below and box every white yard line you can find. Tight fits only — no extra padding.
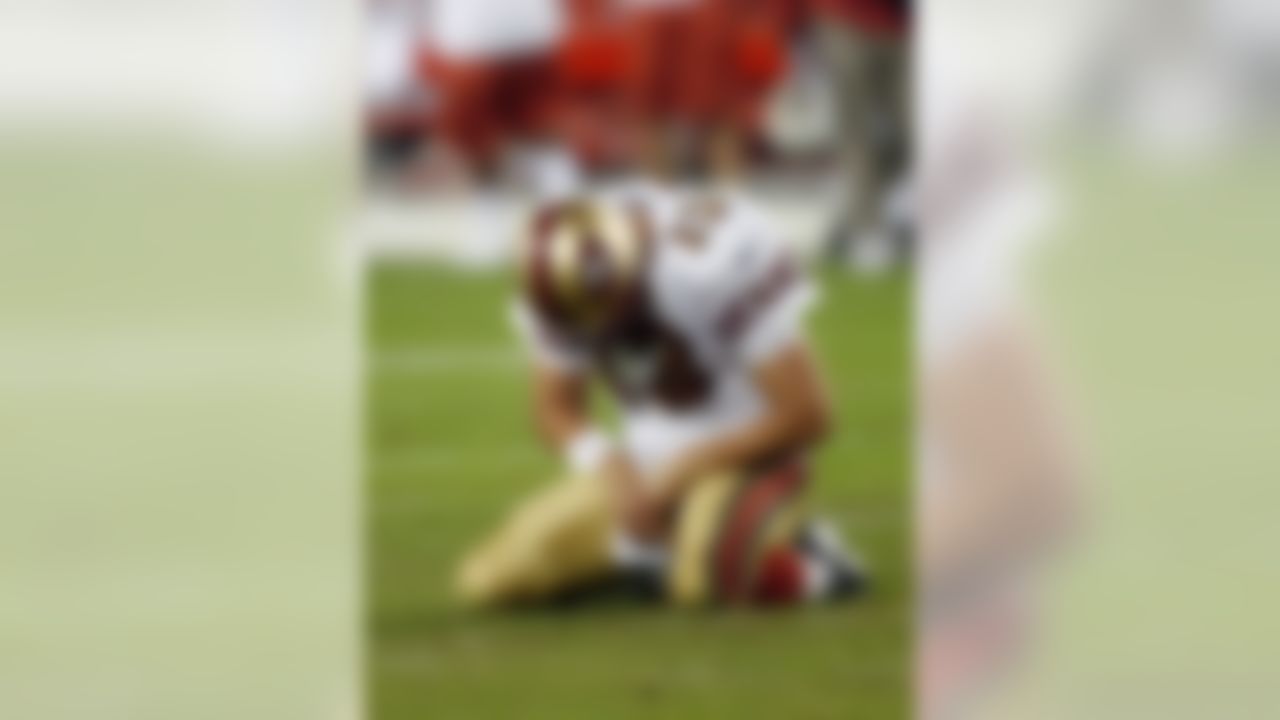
[351,190,833,265]
[374,446,547,473]
[370,346,523,374]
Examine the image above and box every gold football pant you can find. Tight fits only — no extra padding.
[455,473,614,607]
[670,464,808,606]
[455,464,808,608]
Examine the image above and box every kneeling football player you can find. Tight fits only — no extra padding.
[456,186,867,608]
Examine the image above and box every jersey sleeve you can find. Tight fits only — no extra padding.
[733,262,818,364]
[509,299,589,372]
[682,194,819,366]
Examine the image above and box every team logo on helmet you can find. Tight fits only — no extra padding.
[522,200,651,335]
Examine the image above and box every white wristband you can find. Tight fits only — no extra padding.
[565,428,612,476]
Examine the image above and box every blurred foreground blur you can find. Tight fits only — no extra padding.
[0,2,358,719]
[922,0,1280,717]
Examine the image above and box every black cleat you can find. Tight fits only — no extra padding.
[800,519,871,602]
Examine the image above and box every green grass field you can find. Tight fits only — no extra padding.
[367,263,910,719]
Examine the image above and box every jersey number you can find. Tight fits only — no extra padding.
[673,195,727,251]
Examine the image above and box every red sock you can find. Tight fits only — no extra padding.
[752,547,806,605]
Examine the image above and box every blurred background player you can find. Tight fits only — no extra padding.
[622,0,792,182]
[365,0,435,184]
[362,0,913,270]
[418,0,579,193]
[812,0,912,272]
[414,0,583,262]
[553,0,642,175]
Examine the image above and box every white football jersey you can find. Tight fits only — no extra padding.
[424,0,565,61]
[515,185,817,481]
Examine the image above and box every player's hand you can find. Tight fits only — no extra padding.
[626,458,704,542]
[632,447,725,540]
[650,451,707,507]
[621,487,673,542]
[600,453,671,542]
